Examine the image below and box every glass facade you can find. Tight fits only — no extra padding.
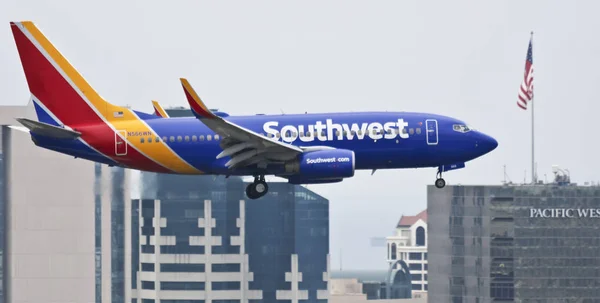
[94,163,102,303]
[246,183,329,302]
[111,168,126,303]
[428,185,600,302]
[133,172,329,303]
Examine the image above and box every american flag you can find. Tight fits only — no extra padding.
[517,35,534,110]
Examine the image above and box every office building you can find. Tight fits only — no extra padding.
[0,105,98,303]
[329,279,427,303]
[132,172,330,303]
[95,164,133,303]
[386,210,428,297]
[427,180,600,302]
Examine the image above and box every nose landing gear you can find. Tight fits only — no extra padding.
[246,175,269,199]
[435,169,446,189]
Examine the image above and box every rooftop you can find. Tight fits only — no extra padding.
[396,209,427,227]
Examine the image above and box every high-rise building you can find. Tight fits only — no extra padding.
[0,128,4,303]
[427,183,600,302]
[386,210,428,298]
[95,164,133,303]
[132,172,330,303]
[0,106,99,303]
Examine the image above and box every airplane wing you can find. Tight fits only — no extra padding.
[179,78,303,169]
[152,100,170,118]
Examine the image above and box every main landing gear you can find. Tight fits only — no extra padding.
[435,169,446,189]
[246,175,269,200]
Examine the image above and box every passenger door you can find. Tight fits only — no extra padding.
[115,130,127,156]
[425,119,438,145]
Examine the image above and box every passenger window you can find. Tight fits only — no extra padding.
[185,136,190,142]
[155,137,160,143]
[402,128,407,134]
[140,138,145,143]
[299,131,304,137]
[199,135,205,141]
[177,136,182,142]
[162,136,167,142]
[275,133,280,139]
[416,128,422,135]
[214,135,220,140]
[207,135,212,141]
[148,137,153,143]
[192,135,197,142]
[169,136,175,142]
[409,128,414,135]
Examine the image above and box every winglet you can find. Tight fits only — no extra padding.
[180,78,216,119]
[152,100,170,118]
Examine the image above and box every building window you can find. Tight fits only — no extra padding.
[416,226,426,246]
[409,252,422,260]
[391,243,397,259]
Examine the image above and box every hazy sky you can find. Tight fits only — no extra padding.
[1,0,598,270]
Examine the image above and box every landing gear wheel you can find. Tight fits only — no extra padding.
[245,176,269,200]
[435,178,446,189]
[254,180,268,195]
[435,168,446,188]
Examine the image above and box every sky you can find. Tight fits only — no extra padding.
[1,0,599,270]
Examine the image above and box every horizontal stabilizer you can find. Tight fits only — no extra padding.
[15,118,81,139]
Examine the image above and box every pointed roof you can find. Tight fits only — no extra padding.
[396,209,427,227]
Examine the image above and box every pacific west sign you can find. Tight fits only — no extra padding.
[530,208,600,218]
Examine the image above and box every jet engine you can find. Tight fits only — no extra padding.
[284,149,355,181]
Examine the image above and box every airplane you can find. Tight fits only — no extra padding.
[8,21,498,199]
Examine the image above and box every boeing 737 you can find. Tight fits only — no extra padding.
[8,21,498,199]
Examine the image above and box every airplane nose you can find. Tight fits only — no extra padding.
[477,132,498,154]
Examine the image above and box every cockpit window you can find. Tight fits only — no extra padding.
[453,124,472,133]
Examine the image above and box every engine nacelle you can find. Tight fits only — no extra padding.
[287,177,344,185]
[284,149,355,181]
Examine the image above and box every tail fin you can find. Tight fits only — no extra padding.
[152,100,170,118]
[10,21,127,127]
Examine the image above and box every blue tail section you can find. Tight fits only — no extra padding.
[32,99,61,126]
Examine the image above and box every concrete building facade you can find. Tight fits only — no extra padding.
[0,105,98,303]
[0,104,133,303]
[428,184,600,302]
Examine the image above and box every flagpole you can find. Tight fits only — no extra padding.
[530,31,535,184]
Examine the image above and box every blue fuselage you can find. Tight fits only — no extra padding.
[32,111,498,176]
